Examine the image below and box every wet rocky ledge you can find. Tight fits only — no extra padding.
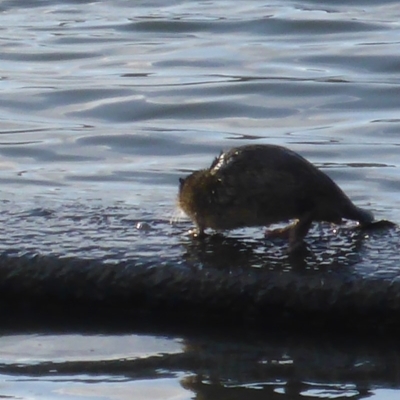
[0,220,398,333]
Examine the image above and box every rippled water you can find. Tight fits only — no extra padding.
[1,0,400,399]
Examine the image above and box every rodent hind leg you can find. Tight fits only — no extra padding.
[287,212,314,253]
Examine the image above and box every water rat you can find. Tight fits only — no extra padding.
[178,144,374,252]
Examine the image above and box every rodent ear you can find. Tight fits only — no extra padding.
[179,177,185,187]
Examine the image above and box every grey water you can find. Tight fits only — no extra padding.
[1,0,400,398]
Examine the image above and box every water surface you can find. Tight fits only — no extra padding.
[1,0,400,399]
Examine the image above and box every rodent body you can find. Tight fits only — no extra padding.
[178,144,374,251]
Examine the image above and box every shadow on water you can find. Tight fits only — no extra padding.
[1,307,400,399]
[0,215,398,336]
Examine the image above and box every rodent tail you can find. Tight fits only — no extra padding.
[344,204,374,225]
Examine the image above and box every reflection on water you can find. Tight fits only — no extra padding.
[1,316,400,400]
[180,224,369,271]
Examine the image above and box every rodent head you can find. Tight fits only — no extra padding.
[178,169,216,226]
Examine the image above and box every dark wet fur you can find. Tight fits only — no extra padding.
[179,144,374,251]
